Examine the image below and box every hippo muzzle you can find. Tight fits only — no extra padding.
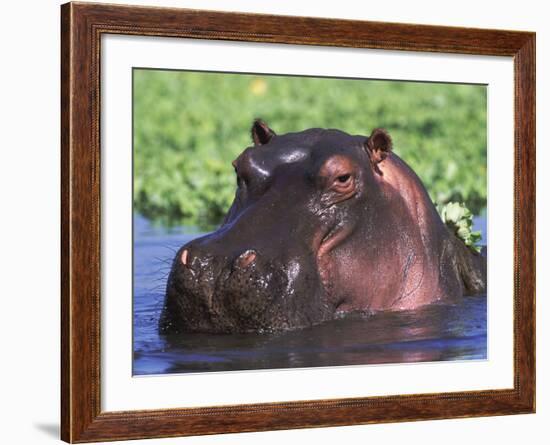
[160,236,328,334]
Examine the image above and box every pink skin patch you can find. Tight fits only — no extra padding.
[181,249,188,266]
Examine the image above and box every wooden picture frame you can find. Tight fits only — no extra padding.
[61,2,535,442]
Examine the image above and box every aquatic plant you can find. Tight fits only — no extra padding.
[437,202,482,253]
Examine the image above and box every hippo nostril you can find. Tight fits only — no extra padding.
[180,248,200,275]
[235,249,257,269]
[181,249,189,266]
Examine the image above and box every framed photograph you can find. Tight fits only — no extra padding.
[61,2,535,442]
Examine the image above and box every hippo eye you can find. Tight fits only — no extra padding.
[336,174,351,183]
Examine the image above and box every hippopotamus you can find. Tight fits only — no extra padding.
[159,119,486,334]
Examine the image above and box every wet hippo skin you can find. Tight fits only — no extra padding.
[159,119,486,334]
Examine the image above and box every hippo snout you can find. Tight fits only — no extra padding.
[160,242,282,334]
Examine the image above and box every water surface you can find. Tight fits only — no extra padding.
[133,214,487,375]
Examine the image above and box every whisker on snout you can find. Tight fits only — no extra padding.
[153,256,172,265]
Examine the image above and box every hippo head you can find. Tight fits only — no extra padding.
[160,119,393,334]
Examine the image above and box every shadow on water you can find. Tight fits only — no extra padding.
[133,214,487,376]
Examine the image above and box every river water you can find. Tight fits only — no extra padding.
[133,214,487,375]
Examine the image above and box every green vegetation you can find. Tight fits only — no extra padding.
[437,202,482,252]
[134,69,487,229]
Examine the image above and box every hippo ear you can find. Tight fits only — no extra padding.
[365,128,392,168]
[251,118,276,145]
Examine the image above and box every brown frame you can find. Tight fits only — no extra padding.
[61,1,536,442]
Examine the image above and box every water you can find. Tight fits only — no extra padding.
[133,214,487,376]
